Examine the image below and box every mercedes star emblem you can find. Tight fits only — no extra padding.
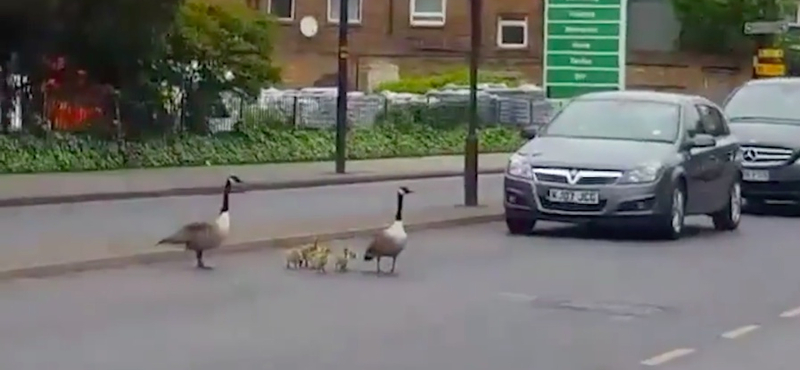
[742,149,758,162]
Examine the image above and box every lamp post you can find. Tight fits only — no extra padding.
[464,0,481,206]
[334,0,349,174]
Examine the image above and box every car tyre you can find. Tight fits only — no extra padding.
[711,180,742,231]
[653,184,686,240]
[506,216,536,235]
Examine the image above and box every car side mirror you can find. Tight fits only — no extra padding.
[520,125,538,140]
[683,134,716,150]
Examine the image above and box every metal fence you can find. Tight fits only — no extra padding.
[209,84,555,132]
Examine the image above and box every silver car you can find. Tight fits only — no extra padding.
[505,91,742,240]
[723,78,800,206]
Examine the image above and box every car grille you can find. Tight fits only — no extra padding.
[740,146,795,166]
[532,168,621,185]
[538,196,607,212]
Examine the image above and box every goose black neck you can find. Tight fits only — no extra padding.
[220,180,231,213]
[394,193,404,221]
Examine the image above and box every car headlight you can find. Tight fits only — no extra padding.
[735,148,744,162]
[507,153,532,179]
[618,163,663,184]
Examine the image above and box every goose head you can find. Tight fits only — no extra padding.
[398,186,413,195]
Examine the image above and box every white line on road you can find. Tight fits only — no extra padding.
[497,292,537,302]
[780,306,800,318]
[721,325,760,339]
[640,348,696,366]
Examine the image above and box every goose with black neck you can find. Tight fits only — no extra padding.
[156,175,243,269]
[363,186,413,274]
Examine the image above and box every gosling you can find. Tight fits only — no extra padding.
[299,238,321,268]
[334,248,358,272]
[308,246,332,273]
[285,248,304,269]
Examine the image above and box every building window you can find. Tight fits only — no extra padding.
[328,0,362,23]
[410,0,446,27]
[497,16,527,49]
[264,0,294,20]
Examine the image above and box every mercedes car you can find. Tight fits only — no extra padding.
[504,90,742,240]
[722,78,800,206]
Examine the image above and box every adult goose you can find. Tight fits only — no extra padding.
[157,175,243,269]
[363,186,413,274]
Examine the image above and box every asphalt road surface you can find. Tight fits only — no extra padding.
[0,174,501,259]
[2,206,800,370]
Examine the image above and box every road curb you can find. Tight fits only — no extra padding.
[0,168,505,208]
[0,212,503,281]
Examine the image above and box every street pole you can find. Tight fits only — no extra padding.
[334,0,349,174]
[464,0,481,206]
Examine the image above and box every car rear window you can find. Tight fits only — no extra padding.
[724,83,800,122]
[540,99,680,143]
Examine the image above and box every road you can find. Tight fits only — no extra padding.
[0,174,501,269]
[1,207,800,370]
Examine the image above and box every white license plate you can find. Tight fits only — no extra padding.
[547,189,600,204]
[742,169,770,182]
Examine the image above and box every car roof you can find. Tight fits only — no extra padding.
[741,77,800,86]
[574,90,698,105]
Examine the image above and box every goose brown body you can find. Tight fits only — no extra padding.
[363,186,412,274]
[157,175,242,269]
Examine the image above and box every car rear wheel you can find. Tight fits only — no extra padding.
[711,180,742,231]
[506,216,536,235]
[653,185,685,240]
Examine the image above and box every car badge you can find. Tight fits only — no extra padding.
[567,169,580,184]
[742,149,758,162]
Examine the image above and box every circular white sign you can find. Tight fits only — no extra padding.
[300,16,318,38]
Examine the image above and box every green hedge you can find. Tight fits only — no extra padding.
[376,68,521,94]
[0,124,522,173]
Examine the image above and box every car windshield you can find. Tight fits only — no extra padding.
[724,83,800,123]
[540,99,680,143]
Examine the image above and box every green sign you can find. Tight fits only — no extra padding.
[543,0,627,101]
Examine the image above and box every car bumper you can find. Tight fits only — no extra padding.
[742,164,800,201]
[503,175,672,224]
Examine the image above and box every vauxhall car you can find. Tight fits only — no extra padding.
[505,91,742,240]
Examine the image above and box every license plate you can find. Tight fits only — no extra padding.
[547,189,599,204]
[742,169,770,182]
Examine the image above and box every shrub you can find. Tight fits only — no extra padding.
[376,68,521,94]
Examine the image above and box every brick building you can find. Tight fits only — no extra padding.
[248,0,750,99]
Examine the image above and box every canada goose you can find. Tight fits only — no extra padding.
[363,186,413,274]
[285,248,303,269]
[156,175,243,269]
[308,246,332,273]
[334,247,358,272]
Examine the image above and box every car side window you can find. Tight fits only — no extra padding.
[684,105,704,137]
[696,104,728,137]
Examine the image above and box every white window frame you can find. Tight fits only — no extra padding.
[496,17,528,49]
[327,0,363,24]
[410,0,446,27]
[261,0,295,21]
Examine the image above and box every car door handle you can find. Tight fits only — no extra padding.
[709,155,720,162]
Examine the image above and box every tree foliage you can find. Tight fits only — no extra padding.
[670,0,764,54]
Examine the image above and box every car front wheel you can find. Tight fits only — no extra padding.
[506,216,536,235]
[653,185,686,240]
[711,180,742,231]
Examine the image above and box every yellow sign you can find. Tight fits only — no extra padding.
[755,63,786,76]
[758,48,784,58]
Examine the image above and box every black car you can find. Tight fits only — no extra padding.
[722,78,800,205]
[505,91,742,239]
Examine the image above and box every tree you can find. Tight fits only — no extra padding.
[151,0,281,133]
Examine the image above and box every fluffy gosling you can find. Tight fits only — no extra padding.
[334,248,358,272]
[285,248,304,269]
[308,246,332,273]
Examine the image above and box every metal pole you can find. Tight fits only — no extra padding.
[464,0,481,206]
[334,0,349,173]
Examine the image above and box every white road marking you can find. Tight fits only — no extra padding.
[721,325,760,339]
[497,292,537,302]
[780,306,800,318]
[640,348,696,366]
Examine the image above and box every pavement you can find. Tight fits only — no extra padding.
[0,174,503,277]
[2,205,800,369]
[0,153,509,207]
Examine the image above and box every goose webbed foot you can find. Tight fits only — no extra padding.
[195,250,213,270]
